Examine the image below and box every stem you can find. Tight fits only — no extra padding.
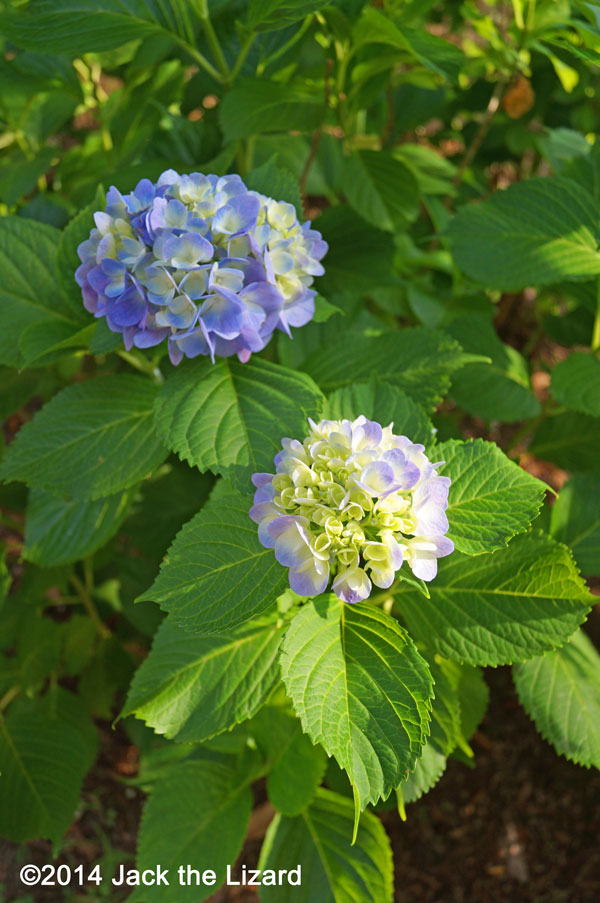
[118,349,164,383]
[257,16,312,74]
[70,573,111,640]
[299,58,333,211]
[592,278,600,352]
[230,32,256,82]
[197,0,230,79]
[0,686,21,713]
[444,76,509,207]
[180,41,224,82]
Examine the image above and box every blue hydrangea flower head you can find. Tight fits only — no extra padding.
[250,416,454,603]
[76,171,327,364]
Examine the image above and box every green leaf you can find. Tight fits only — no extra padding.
[89,318,124,354]
[449,177,600,290]
[245,155,302,216]
[393,144,457,196]
[138,488,288,634]
[303,328,478,410]
[18,321,95,368]
[400,743,447,805]
[323,379,434,445]
[281,595,433,810]
[550,471,600,577]
[56,183,105,320]
[0,0,186,55]
[122,615,286,742]
[445,315,541,422]
[438,439,547,555]
[550,352,600,417]
[134,758,252,903]
[247,0,326,32]
[153,357,323,489]
[529,411,600,471]
[0,367,41,420]
[451,662,489,742]
[0,147,55,207]
[24,486,133,567]
[251,691,327,817]
[354,7,463,82]
[514,629,600,769]
[312,206,395,295]
[343,151,420,232]
[258,788,393,903]
[395,532,592,666]
[0,375,168,500]
[0,217,77,367]
[267,725,327,817]
[219,78,323,141]
[0,691,96,847]
[426,656,463,756]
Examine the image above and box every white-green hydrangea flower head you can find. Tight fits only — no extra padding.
[250,415,454,603]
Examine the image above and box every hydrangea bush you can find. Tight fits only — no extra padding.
[76,171,327,364]
[0,2,599,901]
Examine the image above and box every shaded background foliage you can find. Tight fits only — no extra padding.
[0,0,599,901]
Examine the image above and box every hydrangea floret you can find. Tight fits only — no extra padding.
[250,416,454,604]
[76,171,327,364]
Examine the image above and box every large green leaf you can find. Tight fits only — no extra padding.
[0,375,168,500]
[323,379,434,445]
[0,217,76,367]
[122,615,286,741]
[395,532,592,666]
[153,357,323,489]
[529,411,600,471]
[354,7,463,81]
[449,177,600,290]
[219,78,323,141]
[0,367,41,420]
[550,471,600,576]
[57,183,105,319]
[426,657,463,757]
[343,151,420,232]
[281,595,433,810]
[514,629,600,769]
[399,742,447,806]
[134,757,253,903]
[0,0,194,56]
[18,321,96,368]
[251,690,327,817]
[438,439,547,555]
[245,156,302,215]
[550,352,600,417]
[0,690,97,847]
[303,328,476,410]
[313,206,395,295]
[445,315,540,423]
[259,788,393,903]
[24,487,133,566]
[138,488,288,634]
[247,0,327,32]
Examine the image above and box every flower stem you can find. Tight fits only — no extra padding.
[592,278,600,352]
[230,32,256,83]
[70,572,111,640]
[196,0,230,79]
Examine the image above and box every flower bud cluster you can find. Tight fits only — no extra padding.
[250,416,454,603]
[76,170,327,364]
